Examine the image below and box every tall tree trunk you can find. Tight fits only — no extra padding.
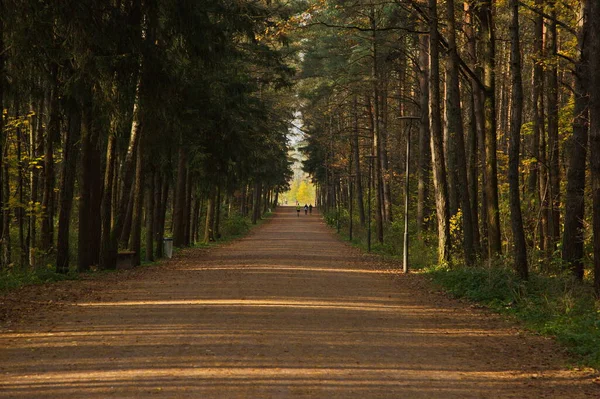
[429,0,451,264]
[191,194,200,244]
[184,170,192,245]
[508,0,528,280]
[252,181,262,224]
[266,190,271,212]
[539,109,550,253]
[29,94,44,267]
[0,0,4,267]
[367,96,384,244]
[40,67,60,253]
[129,141,143,266]
[239,184,247,216]
[114,77,143,243]
[417,34,431,234]
[480,0,501,257]
[111,150,120,232]
[467,87,481,254]
[100,128,118,270]
[16,99,27,267]
[146,167,155,262]
[531,0,545,250]
[215,185,222,239]
[77,90,100,271]
[562,1,590,280]
[444,73,459,217]
[546,4,561,249]
[380,83,393,223]
[351,99,365,227]
[203,187,216,243]
[2,141,9,266]
[370,9,386,240]
[466,0,485,254]
[499,42,511,152]
[173,145,187,247]
[56,100,81,273]
[153,172,164,258]
[446,0,475,264]
[587,0,600,295]
[88,124,103,265]
[197,198,204,242]
[155,174,169,258]
[119,179,136,248]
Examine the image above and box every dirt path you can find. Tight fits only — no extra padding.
[1,207,598,398]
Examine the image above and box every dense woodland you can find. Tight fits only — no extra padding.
[298,0,600,295]
[1,0,600,300]
[0,0,295,273]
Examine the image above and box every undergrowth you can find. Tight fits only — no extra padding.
[0,266,78,293]
[323,209,436,269]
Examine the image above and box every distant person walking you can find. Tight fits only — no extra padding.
[304,204,308,215]
[296,204,301,217]
[309,204,313,214]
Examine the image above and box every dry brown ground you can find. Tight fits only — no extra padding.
[1,206,599,398]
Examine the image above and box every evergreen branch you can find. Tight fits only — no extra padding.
[406,0,486,91]
[517,1,577,36]
[307,21,427,34]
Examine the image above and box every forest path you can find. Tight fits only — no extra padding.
[1,206,598,398]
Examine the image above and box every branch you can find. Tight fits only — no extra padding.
[407,0,486,91]
[557,52,576,65]
[288,120,309,135]
[517,1,577,36]
[308,21,427,34]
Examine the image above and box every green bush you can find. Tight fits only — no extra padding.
[323,210,338,227]
[324,208,437,269]
[222,213,252,237]
[0,266,77,293]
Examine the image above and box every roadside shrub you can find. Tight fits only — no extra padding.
[222,213,251,237]
[0,265,77,293]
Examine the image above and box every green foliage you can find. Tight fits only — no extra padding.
[222,213,252,237]
[428,264,523,305]
[427,265,600,369]
[0,0,296,272]
[323,210,338,227]
[322,206,437,270]
[0,266,77,293]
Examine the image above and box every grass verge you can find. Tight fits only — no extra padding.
[0,267,78,294]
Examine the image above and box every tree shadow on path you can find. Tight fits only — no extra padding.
[1,206,598,398]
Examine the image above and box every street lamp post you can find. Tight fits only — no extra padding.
[364,155,376,252]
[403,128,411,273]
[349,174,355,241]
[399,116,419,273]
[336,179,341,234]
